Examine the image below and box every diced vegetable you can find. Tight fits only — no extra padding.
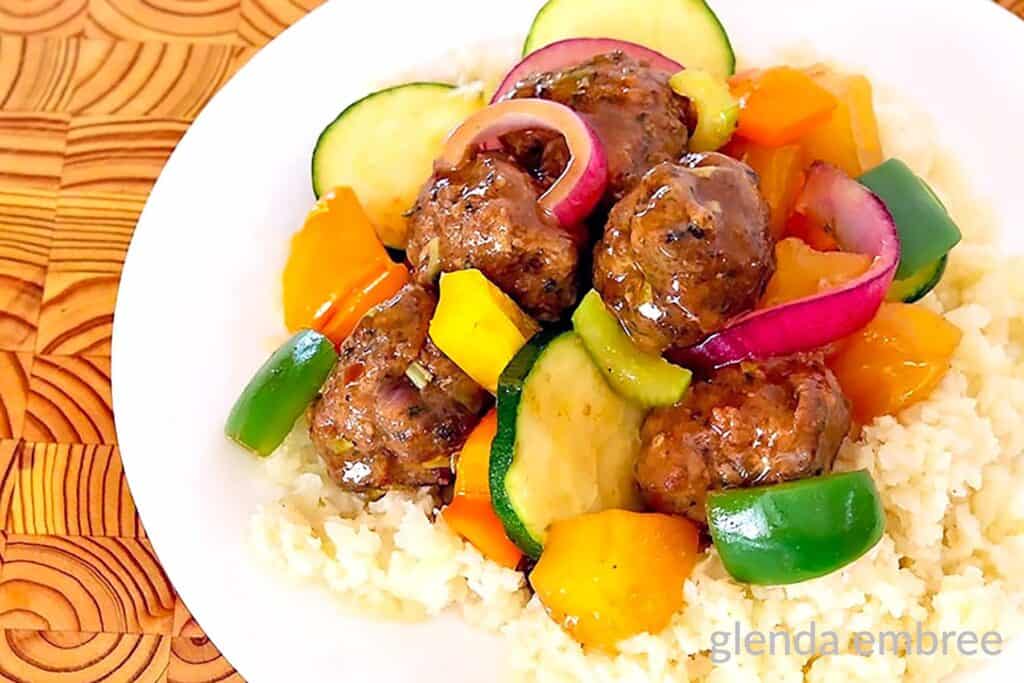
[429,269,540,393]
[492,38,682,103]
[491,331,645,558]
[316,261,410,345]
[828,303,961,423]
[760,238,872,308]
[531,510,700,650]
[888,256,947,303]
[283,188,397,335]
[783,210,839,252]
[523,0,735,78]
[726,140,804,239]
[443,411,523,569]
[800,68,883,177]
[669,68,738,152]
[225,330,338,457]
[312,83,484,248]
[439,99,608,228]
[731,67,838,147]
[572,290,692,407]
[677,163,899,368]
[859,158,962,279]
[707,470,885,585]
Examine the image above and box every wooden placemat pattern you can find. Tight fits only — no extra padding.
[0,1,1020,680]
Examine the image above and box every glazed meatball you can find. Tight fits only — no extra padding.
[308,284,490,492]
[502,51,693,202]
[406,152,580,321]
[635,354,851,524]
[593,153,775,353]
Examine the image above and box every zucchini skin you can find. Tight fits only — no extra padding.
[490,327,566,559]
[888,255,947,303]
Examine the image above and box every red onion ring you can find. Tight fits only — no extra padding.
[437,99,608,227]
[675,162,900,368]
[491,38,684,104]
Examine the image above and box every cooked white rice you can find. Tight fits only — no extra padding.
[249,45,1024,682]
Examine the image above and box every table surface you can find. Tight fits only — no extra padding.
[0,0,1021,680]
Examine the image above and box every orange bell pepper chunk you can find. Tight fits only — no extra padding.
[784,211,840,252]
[732,67,838,148]
[760,238,872,309]
[530,510,700,652]
[828,303,962,424]
[282,187,394,336]
[315,261,410,344]
[800,68,883,177]
[443,410,522,569]
[727,139,804,239]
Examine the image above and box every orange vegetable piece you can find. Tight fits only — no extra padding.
[315,261,410,344]
[800,68,884,177]
[760,238,872,308]
[443,496,522,570]
[784,211,840,252]
[443,411,522,569]
[530,510,700,652]
[728,139,804,239]
[828,303,962,423]
[731,67,838,147]
[282,187,393,334]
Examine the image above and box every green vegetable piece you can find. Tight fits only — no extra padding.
[572,290,692,407]
[225,329,338,457]
[669,69,739,152]
[887,255,947,303]
[859,158,961,279]
[707,470,885,585]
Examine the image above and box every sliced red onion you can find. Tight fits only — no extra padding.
[438,98,608,227]
[491,38,684,104]
[676,162,901,368]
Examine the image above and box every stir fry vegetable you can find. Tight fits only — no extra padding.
[572,290,691,407]
[731,67,838,147]
[669,68,738,152]
[828,303,961,423]
[225,330,338,457]
[283,188,409,343]
[429,269,539,393]
[531,510,700,651]
[760,238,872,308]
[707,470,885,585]
[443,411,523,569]
[801,69,884,177]
[859,158,962,282]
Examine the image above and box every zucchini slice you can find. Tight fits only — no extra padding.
[888,255,947,303]
[524,0,735,78]
[311,83,484,249]
[571,290,691,407]
[490,330,645,558]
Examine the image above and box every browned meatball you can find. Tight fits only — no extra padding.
[635,354,851,524]
[406,152,579,321]
[594,154,775,354]
[502,51,693,201]
[308,284,489,492]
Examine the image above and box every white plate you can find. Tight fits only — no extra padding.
[112,0,1024,680]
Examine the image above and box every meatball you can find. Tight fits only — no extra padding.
[635,354,851,524]
[593,154,775,353]
[308,284,490,492]
[502,51,693,202]
[406,152,580,321]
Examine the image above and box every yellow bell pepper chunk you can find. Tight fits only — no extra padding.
[801,68,884,177]
[531,510,701,652]
[429,269,540,393]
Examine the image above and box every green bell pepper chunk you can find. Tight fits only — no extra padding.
[858,158,961,279]
[707,470,885,585]
[225,329,338,457]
